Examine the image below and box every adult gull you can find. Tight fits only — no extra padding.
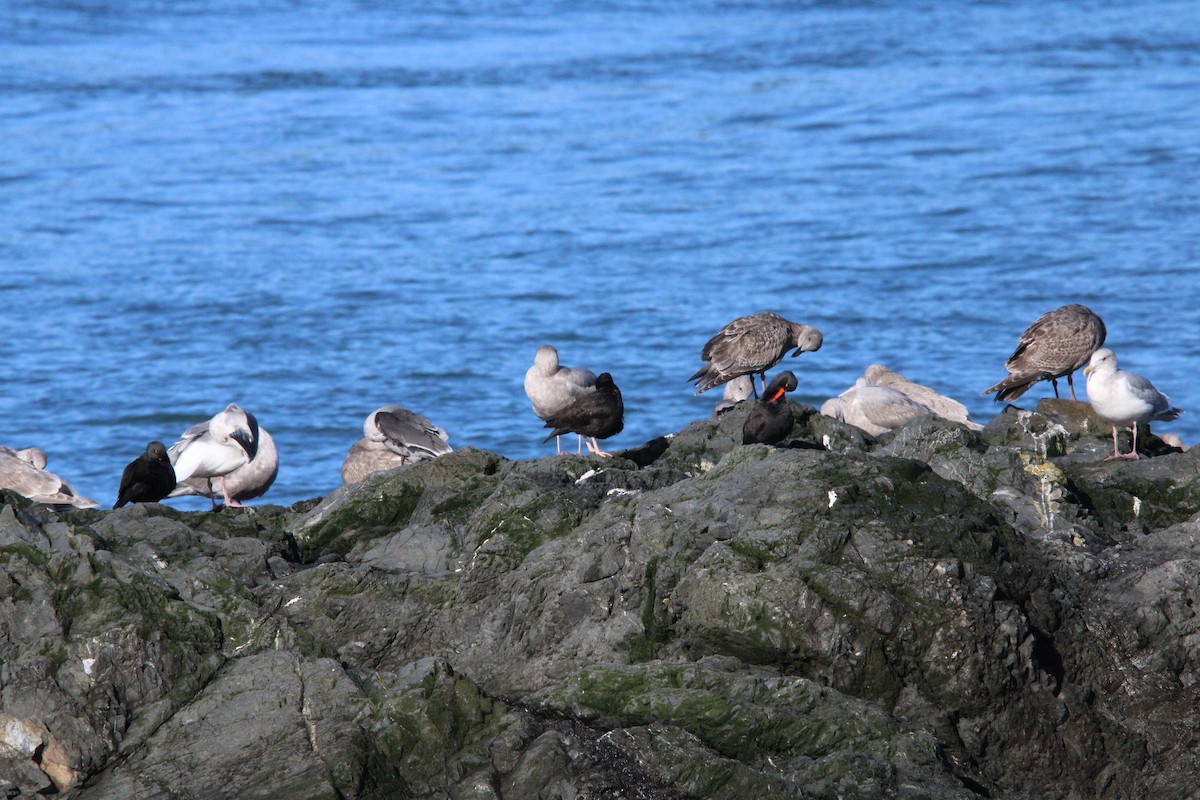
[1084,348,1182,460]
[167,403,259,508]
[524,345,597,453]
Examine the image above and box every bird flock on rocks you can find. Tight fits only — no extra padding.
[0,304,1185,511]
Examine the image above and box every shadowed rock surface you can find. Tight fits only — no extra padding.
[3,399,1200,799]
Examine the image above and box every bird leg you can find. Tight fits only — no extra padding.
[221,476,249,507]
[585,437,613,458]
[1051,378,1060,399]
[555,435,563,455]
[1067,373,1078,402]
[577,434,584,455]
[1104,425,1140,461]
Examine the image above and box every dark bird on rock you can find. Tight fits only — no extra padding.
[983,304,1106,402]
[542,372,624,457]
[114,441,176,508]
[742,371,799,445]
[690,312,822,395]
[524,344,597,454]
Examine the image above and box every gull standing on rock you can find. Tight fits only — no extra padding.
[114,441,176,508]
[690,312,823,395]
[168,403,259,508]
[983,304,1106,402]
[170,423,277,505]
[524,345,598,454]
[341,405,452,484]
[0,446,99,508]
[742,371,798,445]
[1084,348,1182,460]
[542,372,624,457]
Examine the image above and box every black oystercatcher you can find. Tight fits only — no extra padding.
[524,344,597,453]
[114,441,177,508]
[983,304,1106,402]
[742,371,798,445]
[690,312,823,395]
[542,372,624,457]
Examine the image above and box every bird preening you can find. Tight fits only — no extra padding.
[690,312,823,395]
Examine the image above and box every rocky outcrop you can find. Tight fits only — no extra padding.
[2,399,1200,799]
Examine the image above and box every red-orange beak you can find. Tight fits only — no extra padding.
[770,387,786,402]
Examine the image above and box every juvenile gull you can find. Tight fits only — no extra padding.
[168,403,259,508]
[742,371,798,446]
[170,426,277,504]
[863,364,982,430]
[983,304,1106,402]
[821,382,937,438]
[524,345,597,453]
[690,312,823,395]
[1083,348,1182,460]
[542,372,624,457]
[714,375,755,416]
[114,441,176,508]
[0,446,99,508]
[341,405,451,484]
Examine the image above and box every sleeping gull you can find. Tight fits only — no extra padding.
[863,364,982,430]
[821,382,938,438]
[524,345,597,454]
[167,403,259,508]
[690,311,823,395]
[542,372,624,457]
[341,405,451,484]
[0,446,99,508]
[742,371,798,445]
[983,304,1106,402]
[170,424,277,504]
[114,441,176,508]
[1083,348,1182,460]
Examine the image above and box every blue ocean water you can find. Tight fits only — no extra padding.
[2,0,1198,508]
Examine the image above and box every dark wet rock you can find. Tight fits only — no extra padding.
[4,404,1200,799]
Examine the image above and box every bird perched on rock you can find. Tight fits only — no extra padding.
[542,372,624,457]
[114,441,176,508]
[861,364,982,430]
[167,403,259,508]
[170,424,277,505]
[0,446,99,508]
[821,382,937,438]
[524,345,598,453]
[714,375,755,416]
[341,405,452,484]
[1084,348,1182,460]
[983,304,1106,402]
[742,371,798,445]
[690,312,823,394]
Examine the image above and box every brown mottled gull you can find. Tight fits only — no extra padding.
[0,446,99,508]
[524,345,597,453]
[341,405,451,484]
[983,304,1106,402]
[690,312,823,394]
[863,364,982,430]
[1084,348,1182,460]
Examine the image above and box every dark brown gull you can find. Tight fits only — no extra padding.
[1084,348,1182,460]
[524,345,597,453]
[341,405,451,484]
[167,403,259,508]
[0,446,99,508]
[170,426,277,504]
[742,371,798,445]
[690,312,823,394]
[114,441,176,508]
[542,372,624,457]
[983,304,1106,402]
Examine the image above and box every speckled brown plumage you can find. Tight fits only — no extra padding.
[983,304,1106,402]
[690,312,823,394]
